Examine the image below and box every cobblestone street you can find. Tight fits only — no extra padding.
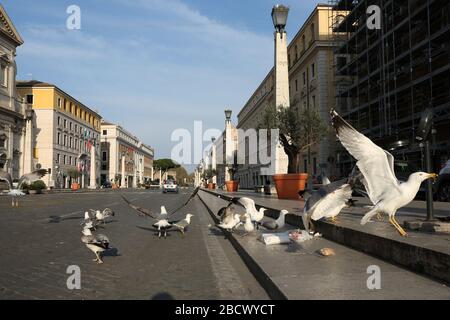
[0,190,268,300]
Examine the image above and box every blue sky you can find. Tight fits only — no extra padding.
[3,0,318,171]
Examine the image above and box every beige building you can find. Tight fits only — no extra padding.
[237,4,344,188]
[0,5,34,180]
[17,81,102,189]
[100,121,154,188]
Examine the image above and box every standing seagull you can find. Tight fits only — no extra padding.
[171,213,194,238]
[331,109,438,236]
[81,228,110,264]
[0,169,47,207]
[261,210,289,231]
[241,213,255,235]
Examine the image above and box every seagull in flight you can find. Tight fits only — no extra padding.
[89,208,115,225]
[0,169,47,207]
[331,109,438,236]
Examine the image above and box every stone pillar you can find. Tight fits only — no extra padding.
[211,142,217,184]
[89,145,97,189]
[273,30,289,175]
[121,155,126,188]
[159,169,162,187]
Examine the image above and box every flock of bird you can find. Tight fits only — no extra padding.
[0,109,440,266]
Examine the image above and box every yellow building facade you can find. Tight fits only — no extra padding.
[17,81,101,188]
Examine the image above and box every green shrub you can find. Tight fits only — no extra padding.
[30,180,47,190]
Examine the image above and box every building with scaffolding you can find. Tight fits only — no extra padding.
[330,0,450,177]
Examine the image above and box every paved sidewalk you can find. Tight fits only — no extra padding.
[198,190,450,299]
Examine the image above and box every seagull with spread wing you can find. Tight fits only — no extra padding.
[331,109,438,236]
[227,197,267,230]
[0,169,48,207]
[121,186,199,239]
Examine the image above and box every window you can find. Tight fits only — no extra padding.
[70,137,73,148]
[75,124,78,132]
[295,79,298,92]
[26,95,34,104]
[57,154,60,164]
[75,139,78,150]
[0,135,6,148]
[311,63,315,78]
[63,135,67,147]
[63,155,67,165]
[57,132,61,145]
[102,152,107,161]
[102,164,107,170]
[303,72,306,85]
[70,122,72,131]
[57,116,61,126]
[0,64,7,87]
[64,119,67,128]
[69,156,72,166]
[57,98,62,108]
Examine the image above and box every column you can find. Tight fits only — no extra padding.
[121,155,126,188]
[89,145,97,189]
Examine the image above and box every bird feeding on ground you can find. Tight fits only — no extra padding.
[81,211,98,230]
[81,228,110,264]
[0,169,48,207]
[217,213,241,233]
[330,109,438,237]
[261,210,288,231]
[227,197,267,230]
[90,208,115,225]
[171,213,194,238]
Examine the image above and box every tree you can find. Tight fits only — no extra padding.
[259,105,328,174]
[153,159,180,176]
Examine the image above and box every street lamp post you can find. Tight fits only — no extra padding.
[271,4,290,178]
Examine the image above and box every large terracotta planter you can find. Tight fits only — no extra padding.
[207,183,216,190]
[225,181,239,192]
[71,183,80,191]
[273,173,308,199]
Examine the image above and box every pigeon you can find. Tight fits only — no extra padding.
[81,228,110,264]
[0,169,47,207]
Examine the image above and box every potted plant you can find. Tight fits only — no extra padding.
[203,169,217,189]
[68,169,81,190]
[225,164,239,192]
[259,105,327,199]
[29,180,47,195]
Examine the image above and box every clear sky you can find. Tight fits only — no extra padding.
[3,0,319,171]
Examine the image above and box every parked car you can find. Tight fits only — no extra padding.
[435,160,450,202]
[162,180,179,194]
[101,181,112,189]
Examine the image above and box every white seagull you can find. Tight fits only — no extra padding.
[228,197,267,230]
[81,227,110,264]
[171,213,194,238]
[241,213,255,235]
[217,213,241,233]
[90,208,115,225]
[0,169,47,207]
[331,109,438,236]
[121,188,199,239]
[81,211,98,230]
[261,210,289,231]
[301,179,355,232]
